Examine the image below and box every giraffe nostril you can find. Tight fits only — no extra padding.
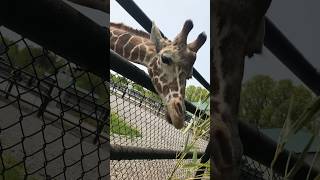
[175,102,183,115]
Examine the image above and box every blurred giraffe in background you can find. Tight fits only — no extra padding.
[210,0,272,179]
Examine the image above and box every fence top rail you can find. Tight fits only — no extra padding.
[264,18,320,95]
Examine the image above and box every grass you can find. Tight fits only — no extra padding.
[110,112,142,138]
[72,73,141,138]
[71,110,142,138]
[169,94,210,180]
[271,96,320,179]
[0,153,38,180]
[168,94,320,180]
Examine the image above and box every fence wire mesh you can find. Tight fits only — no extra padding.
[109,71,208,179]
[0,27,108,180]
[240,156,282,180]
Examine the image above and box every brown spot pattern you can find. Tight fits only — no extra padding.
[115,33,132,56]
[123,37,137,58]
[130,46,139,61]
[152,78,162,93]
[162,85,169,96]
[173,94,179,98]
[139,45,146,61]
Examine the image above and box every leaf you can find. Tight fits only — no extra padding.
[192,148,198,164]
[286,135,316,178]
[292,97,320,134]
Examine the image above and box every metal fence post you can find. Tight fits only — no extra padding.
[37,81,55,117]
[94,108,109,144]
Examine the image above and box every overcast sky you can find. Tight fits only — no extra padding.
[110,0,210,87]
[244,0,320,85]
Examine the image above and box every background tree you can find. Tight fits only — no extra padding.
[185,85,209,103]
[239,75,314,128]
[132,83,144,93]
[1,37,60,77]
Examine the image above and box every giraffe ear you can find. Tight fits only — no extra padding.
[150,21,164,52]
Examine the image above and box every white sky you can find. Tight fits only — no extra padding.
[110,0,210,87]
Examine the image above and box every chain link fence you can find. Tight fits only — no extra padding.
[0,27,108,180]
[240,156,282,180]
[109,71,208,179]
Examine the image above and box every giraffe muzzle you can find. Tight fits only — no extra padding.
[166,100,186,129]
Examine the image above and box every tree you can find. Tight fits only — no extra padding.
[239,75,314,128]
[132,83,144,93]
[185,85,209,103]
[4,41,60,77]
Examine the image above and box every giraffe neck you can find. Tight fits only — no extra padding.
[210,26,246,180]
[210,0,270,179]
[110,22,157,67]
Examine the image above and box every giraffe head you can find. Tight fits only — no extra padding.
[148,20,206,129]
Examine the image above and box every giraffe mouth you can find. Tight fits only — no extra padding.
[165,100,185,129]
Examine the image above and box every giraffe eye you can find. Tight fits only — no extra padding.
[161,55,172,65]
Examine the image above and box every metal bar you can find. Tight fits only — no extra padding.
[194,142,211,180]
[264,18,320,95]
[37,82,55,117]
[239,122,319,180]
[5,78,14,99]
[115,0,156,36]
[193,69,210,90]
[111,145,204,160]
[0,0,108,80]
[115,0,210,91]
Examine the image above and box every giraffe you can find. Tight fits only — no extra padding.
[110,20,206,129]
[210,0,271,179]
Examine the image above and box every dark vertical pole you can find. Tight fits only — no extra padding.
[37,82,55,117]
[5,80,14,99]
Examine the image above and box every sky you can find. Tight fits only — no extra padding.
[110,0,210,87]
[243,0,320,85]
